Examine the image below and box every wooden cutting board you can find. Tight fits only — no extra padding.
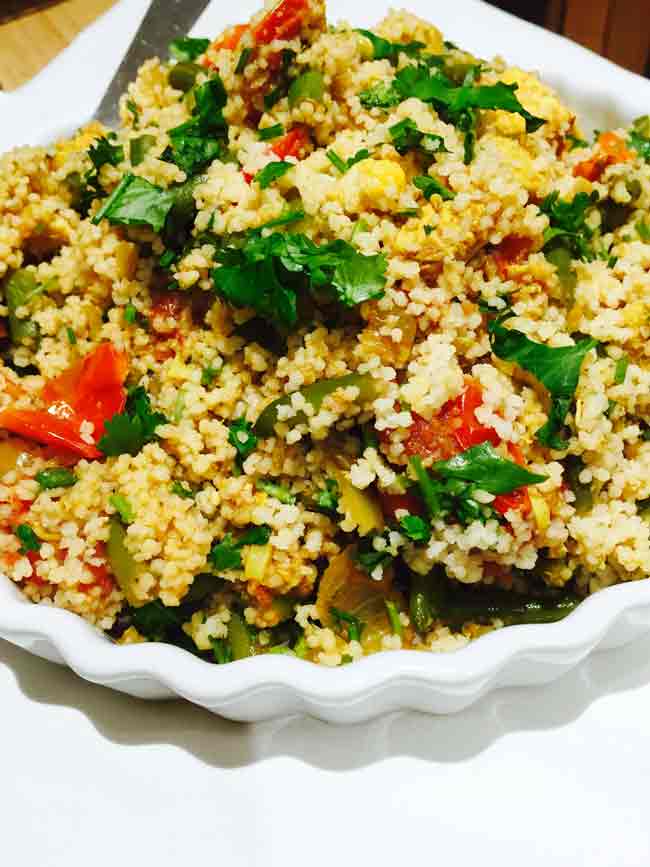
[0,0,117,91]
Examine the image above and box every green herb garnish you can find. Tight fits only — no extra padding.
[98,386,167,457]
[169,37,210,62]
[15,523,41,554]
[255,161,292,189]
[208,525,272,571]
[228,418,258,462]
[36,467,77,490]
[413,174,455,200]
[109,493,135,524]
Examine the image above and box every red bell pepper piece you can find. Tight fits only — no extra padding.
[253,0,308,44]
[0,343,128,459]
[271,126,310,160]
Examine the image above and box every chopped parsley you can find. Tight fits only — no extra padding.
[431,442,547,493]
[490,317,598,449]
[208,525,272,572]
[15,523,40,554]
[399,514,431,543]
[109,493,135,524]
[356,29,425,64]
[314,478,339,513]
[124,303,137,324]
[212,231,387,330]
[200,362,221,388]
[614,355,629,385]
[126,99,140,128]
[92,173,175,232]
[66,326,77,345]
[98,386,168,457]
[169,37,210,62]
[540,190,599,262]
[360,66,544,163]
[259,123,285,141]
[36,467,77,490]
[410,458,496,525]
[326,148,372,174]
[88,135,124,171]
[256,479,296,505]
[389,118,447,157]
[165,76,228,176]
[255,161,292,189]
[171,481,195,499]
[628,116,650,162]
[413,174,455,201]
[566,133,588,150]
[228,418,258,462]
[330,606,365,642]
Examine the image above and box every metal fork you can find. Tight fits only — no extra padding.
[93,0,211,127]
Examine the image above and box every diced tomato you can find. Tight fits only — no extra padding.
[242,170,254,184]
[573,131,633,182]
[271,126,311,160]
[493,488,531,516]
[493,235,533,279]
[404,411,457,461]
[442,382,501,452]
[0,343,127,459]
[379,490,424,520]
[253,0,308,44]
[213,23,248,52]
[84,559,114,597]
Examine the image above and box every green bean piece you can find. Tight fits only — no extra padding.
[3,270,42,345]
[563,455,593,515]
[107,519,142,607]
[254,373,379,437]
[409,572,434,634]
[288,70,324,107]
[168,61,202,93]
[441,587,581,629]
[228,611,253,660]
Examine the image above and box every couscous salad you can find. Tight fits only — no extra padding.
[1,0,649,666]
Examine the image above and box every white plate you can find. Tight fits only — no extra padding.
[2,0,650,723]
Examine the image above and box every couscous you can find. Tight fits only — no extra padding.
[2,0,650,666]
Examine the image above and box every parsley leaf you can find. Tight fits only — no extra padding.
[208,525,272,572]
[432,442,547,494]
[314,478,340,513]
[356,29,424,64]
[88,136,124,171]
[614,355,629,385]
[490,318,598,448]
[399,514,431,542]
[540,190,599,261]
[255,161,292,189]
[256,479,296,505]
[212,231,386,329]
[36,468,77,490]
[171,480,195,499]
[15,523,41,554]
[166,77,228,175]
[169,37,210,62]
[228,418,258,461]
[98,386,168,457]
[326,148,372,173]
[414,174,455,201]
[92,174,175,232]
[389,118,447,157]
[411,457,500,524]
[566,133,588,151]
[628,116,650,162]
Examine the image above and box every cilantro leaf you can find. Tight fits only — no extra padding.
[432,442,547,494]
[228,418,258,461]
[490,318,598,448]
[92,174,175,232]
[208,525,272,571]
[356,29,424,64]
[169,37,210,62]
[413,174,455,201]
[399,514,431,542]
[166,77,228,175]
[88,136,124,171]
[98,387,167,457]
[15,523,41,554]
[256,161,292,189]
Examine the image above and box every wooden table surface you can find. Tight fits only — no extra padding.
[0,0,116,91]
